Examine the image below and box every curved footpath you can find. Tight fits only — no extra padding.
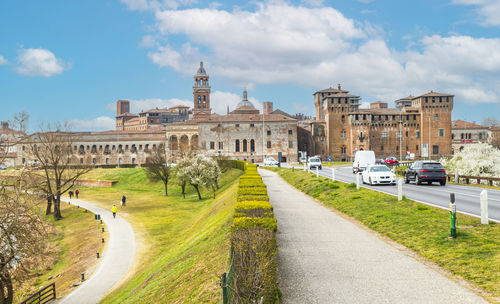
[58,197,135,304]
[259,169,487,304]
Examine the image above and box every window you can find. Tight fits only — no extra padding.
[397,131,402,138]
[243,139,248,152]
[406,131,408,137]
[341,130,346,138]
[288,130,293,135]
[416,131,420,139]
[197,96,201,105]
[380,145,384,151]
[218,123,222,127]
[235,140,240,152]
[219,141,223,149]
[432,97,435,103]
[341,146,346,154]
[250,123,254,127]
[479,133,482,139]
[289,140,293,148]
[434,114,438,122]
[341,115,345,122]
[438,129,444,137]
[416,145,419,151]
[382,131,387,138]
[433,145,439,154]
[460,133,464,139]
[267,141,271,148]
[210,141,215,149]
[132,158,136,164]
[250,139,255,152]
[267,130,271,136]
[452,134,455,140]
[235,124,240,128]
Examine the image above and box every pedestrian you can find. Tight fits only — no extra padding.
[75,189,79,199]
[68,190,73,199]
[121,195,126,207]
[112,205,117,219]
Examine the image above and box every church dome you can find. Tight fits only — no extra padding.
[236,90,255,108]
[196,61,207,76]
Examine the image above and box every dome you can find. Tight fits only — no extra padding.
[196,61,207,76]
[236,90,255,108]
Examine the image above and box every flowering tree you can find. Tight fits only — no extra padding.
[203,156,222,198]
[175,155,192,198]
[177,154,221,200]
[441,143,500,179]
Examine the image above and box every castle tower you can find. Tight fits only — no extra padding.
[193,61,211,120]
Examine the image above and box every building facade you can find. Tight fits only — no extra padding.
[312,86,453,161]
[451,120,495,153]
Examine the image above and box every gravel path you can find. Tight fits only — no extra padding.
[58,197,135,304]
[260,169,487,304]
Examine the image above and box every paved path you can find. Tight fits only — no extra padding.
[259,169,487,304]
[58,197,135,304]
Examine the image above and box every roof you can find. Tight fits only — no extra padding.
[197,113,296,123]
[396,95,415,101]
[413,91,454,98]
[195,61,207,76]
[351,108,403,115]
[323,93,360,98]
[452,120,487,129]
[116,112,138,118]
[271,109,294,118]
[314,86,349,95]
[169,105,190,109]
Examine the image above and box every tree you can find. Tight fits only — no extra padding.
[23,125,91,220]
[441,143,500,180]
[482,117,499,127]
[144,147,172,196]
[203,156,221,198]
[185,155,207,200]
[175,156,192,199]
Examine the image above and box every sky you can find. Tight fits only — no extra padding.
[1,0,499,131]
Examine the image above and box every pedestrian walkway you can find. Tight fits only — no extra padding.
[259,169,486,304]
[58,197,135,304]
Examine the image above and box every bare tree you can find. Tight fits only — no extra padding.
[24,124,91,220]
[144,147,172,196]
[482,117,499,127]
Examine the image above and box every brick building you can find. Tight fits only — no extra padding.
[310,85,453,161]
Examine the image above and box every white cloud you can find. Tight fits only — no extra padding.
[106,97,192,113]
[67,116,115,131]
[139,2,500,106]
[15,48,70,77]
[0,55,7,65]
[121,0,197,11]
[453,0,500,26]
[292,103,310,113]
[211,90,262,114]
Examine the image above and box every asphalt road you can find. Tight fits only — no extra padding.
[285,164,500,222]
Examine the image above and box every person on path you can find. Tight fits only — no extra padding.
[68,190,74,199]
[112,205,117,218]
[121,195,126,207]
[75,189,79,199]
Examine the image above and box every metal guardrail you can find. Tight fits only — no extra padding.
[447,175,500,186]
[20,282,56,304]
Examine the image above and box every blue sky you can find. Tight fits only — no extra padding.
[1,0,499,131]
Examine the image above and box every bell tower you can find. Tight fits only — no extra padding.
[193,61,211,120]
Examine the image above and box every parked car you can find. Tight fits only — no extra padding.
[308,157,322,170]
[375,159,385,164]
[0,164,6,170]
[362,165,397,185]
[263,157,279,166]
[352,150,376,173]
[384,157,399,165]
[404,161,447,186]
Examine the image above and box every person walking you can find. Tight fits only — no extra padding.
[68,190,74,199]
[75,189,79,199]
[112,205,117,219]
[121,195,126,207]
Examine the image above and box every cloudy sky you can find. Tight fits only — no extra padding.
[0,0,499,131]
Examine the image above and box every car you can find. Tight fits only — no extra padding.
[362,165,397,185]
[308,157,322,170]
[0,164,6,170]
[352,150,376,173]
[384,157,399,165]
[375,159,385,164]
[299,156,307,164]
[404,161,447,186]
[263,157,279,166]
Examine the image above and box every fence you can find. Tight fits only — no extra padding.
[447,175,500,186]
[221,248,235,304]
[20,282,56,304]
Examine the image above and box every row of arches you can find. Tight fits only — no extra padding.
[75,143,162,155]
[167,135,198,153]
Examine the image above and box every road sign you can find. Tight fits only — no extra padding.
[327,157,332,162]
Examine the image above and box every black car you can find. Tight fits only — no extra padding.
[404,161,447,186]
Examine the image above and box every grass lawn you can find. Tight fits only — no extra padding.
[321,161,351,167]
[265,167,500,302]
[76,167,242,303]
[15,203,105,302]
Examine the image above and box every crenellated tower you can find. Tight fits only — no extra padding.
[193,61,211,120]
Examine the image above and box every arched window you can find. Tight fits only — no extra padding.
[203,95,206,102]
[235,140,240,152]
[243,139,247,152]
[198,95,201,105]
[250,139,255,152]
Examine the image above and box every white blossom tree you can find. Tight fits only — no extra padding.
[441,143,500,180]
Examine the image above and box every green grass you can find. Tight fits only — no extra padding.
[265,167,500,302]
[76,167,242,303]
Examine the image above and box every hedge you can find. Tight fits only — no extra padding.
[228,160,280,303]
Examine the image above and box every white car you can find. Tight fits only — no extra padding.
[308,157,322,170]
[361,165,397,185]
[263,157,279,166]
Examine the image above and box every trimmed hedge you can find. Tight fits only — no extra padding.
[229,161,280,303]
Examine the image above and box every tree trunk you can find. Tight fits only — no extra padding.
[53,197,62,221]
[181,182,186,199]
[193,184,202,200]
[164,181,168,196]
[45,200,52,215]
[215,177,219,190]
[0,273,13,304]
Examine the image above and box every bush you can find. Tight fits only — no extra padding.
[236,201,274,218]
[238,194,270,202]
[238,188,268,196]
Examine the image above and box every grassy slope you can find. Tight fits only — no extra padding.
[15,203,104,302]
[78,167,241,303]
[266,167,499,302]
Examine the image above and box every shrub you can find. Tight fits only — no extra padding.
[237,194,270,202]
[238,188,268,196]
[236,201,274,218]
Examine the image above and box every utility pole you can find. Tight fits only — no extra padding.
[262,111,265,162]
[399,114,402,161]
[428,116,431,160]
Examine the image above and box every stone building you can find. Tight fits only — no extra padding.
[0,122,25,167]
[310,86,453,161]
[451,120,493,153]
[165,63,298,162]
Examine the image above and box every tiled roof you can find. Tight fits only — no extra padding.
[116,112,138,118]
[452,120,486,129]
[323,93,360,98]
[413,91,454,98]
[197,113,296,123]
[314,87,350,95]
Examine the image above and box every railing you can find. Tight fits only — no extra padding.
[221,248,235,304]
[20,282,56,304]
[447,175,500,186]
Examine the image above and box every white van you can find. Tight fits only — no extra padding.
[352,151,376,173]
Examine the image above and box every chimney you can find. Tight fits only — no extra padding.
[117,100,130,116]
[1,122,8,129]
[263,102,273,115]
